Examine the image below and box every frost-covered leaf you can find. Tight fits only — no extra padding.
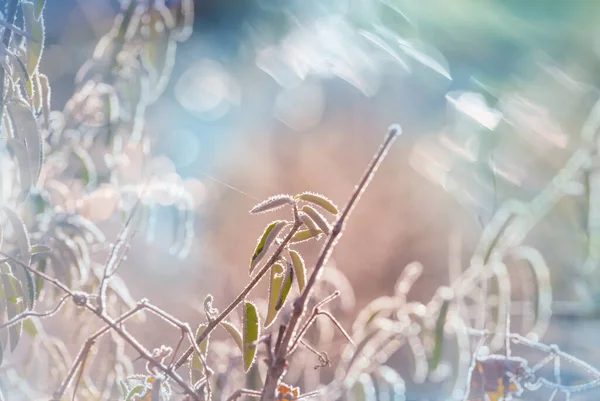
[265,263,284,328]
[22,1,46,74]
[190,322,209,386]
[250,220,287,274]
[289,250,306,292]
[296,192,339,215]
[290,229,322,244]
[10,260,35,310]
[1,272,25,351]
[34,0,46,20]
[7,100,43,186]
[6,139,32,200]
[276,262,293,311]
[301,205,331,235]
[242,301,260,372]
[220,321,243,352]
[429,299,449,371]
[2,207,31,264]
[249,195,294,214]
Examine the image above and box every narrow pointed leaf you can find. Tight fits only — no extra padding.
[250,220,287,274]
[275,262,294,311]
[34,0,46,20]
[249,195,294,214]
[301,205,331,235]
[32,253,47,300]
[22,318,37,337]
[296,192,339,214]
[290,229,322,244]
[10,261,35,310]
[6,139,32,200]
[242,301,260,372]
[22,1,46,74]
[37,73,51,128]
[220,321,243,352]
[2,207,31,264]
[125,384,147,401]
[299,212,320,235]
[1,273,25,351]
[264,263,284,328]
[190,323,209,385]
[288,250,306,293]
[430,299,450,372]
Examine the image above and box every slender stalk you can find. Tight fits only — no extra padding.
[260,125,402,400]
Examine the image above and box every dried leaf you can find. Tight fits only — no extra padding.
[242,301,260,372]
[296,192,339,215]
[289,250,306,292]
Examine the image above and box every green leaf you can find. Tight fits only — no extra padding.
[10,260,35,310]
[249,195,294,214]
[1,273,25,351]
[220,321,243,352]
[429,299,450,372]
[22,1,46,74]
[296,192,339,215]
[301,205,331,235]
[11,56,33,99]
[125,384,147,401]
[37,73,51,128]
[264,263,284,328]
[6,139,32,201]
[250,220,287,274]
[289,250,306,292]
[290,229,322,244]
[2,207,31,265]
[275,262,293,311]
[73,147,97,187]
[242,301,260,373]
[34,0,46,20]
[32,254,47,300]
[22,318,38,337]
[190,323,209,386]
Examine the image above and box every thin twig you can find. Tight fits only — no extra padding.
[173,217,303,370]
[226,388,262,401]
[0,293,71,330]
[260,125,402,400]
[97,186,146,314]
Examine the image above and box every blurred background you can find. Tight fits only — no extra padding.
[29,0,600,399]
